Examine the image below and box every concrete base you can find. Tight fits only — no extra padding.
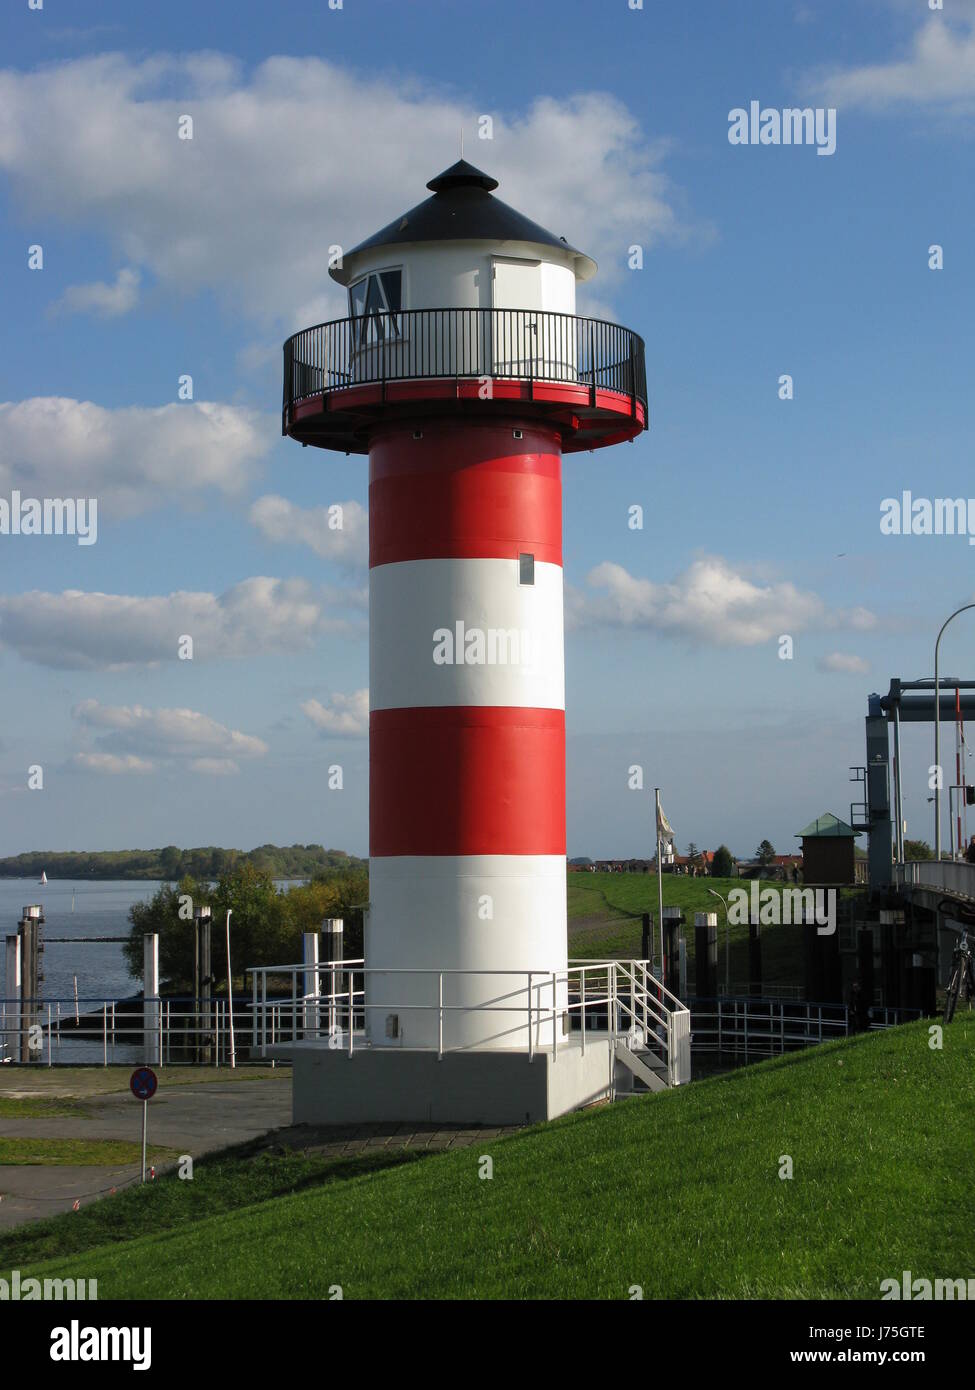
[267,1038,614,1126]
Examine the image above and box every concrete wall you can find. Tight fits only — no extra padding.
[276,1038,613,1127]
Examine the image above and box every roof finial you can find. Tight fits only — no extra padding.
[460,125,464,158]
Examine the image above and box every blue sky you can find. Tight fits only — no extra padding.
[1,0,974,861]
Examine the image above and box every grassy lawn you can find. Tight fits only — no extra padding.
[568,872,802,980]
[0,1146,423,1268]
[0,1137,178,1167]
[567,872,862,994]
[14,1018,973,1299]
[0,1097,83,1119]
[0,1066,286,1101]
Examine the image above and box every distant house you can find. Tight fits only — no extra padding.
[651,850,717,877]
[589,858,654,873]
[796,812,864,885]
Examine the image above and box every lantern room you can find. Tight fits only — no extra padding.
[282,160,647,454]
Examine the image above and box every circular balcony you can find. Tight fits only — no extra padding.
[282,308,648,454]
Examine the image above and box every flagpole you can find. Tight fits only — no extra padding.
[655,787,664,979]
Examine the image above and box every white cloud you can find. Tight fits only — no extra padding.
[812,16,975,112]
[0,397,271,518]
[189,758,241,776]
[249,496,368,570]
[53,266,140,318]
[301,690,369,739]
[70,751,154,775]
[0,54,691,327]
[73,699,268,764]
[0,577,364,670]
[818,652,870,675]
[573,556,876,646]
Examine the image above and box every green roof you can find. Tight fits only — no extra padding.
[795,812,861,839]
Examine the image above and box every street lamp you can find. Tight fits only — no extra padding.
[934,604,975,861]
[707,888,730,995]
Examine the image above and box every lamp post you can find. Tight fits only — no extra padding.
[707,888,730,996]
[225,909,235,1069]
[934,603,975,861]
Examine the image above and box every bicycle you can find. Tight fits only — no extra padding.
[943,929,975,1024]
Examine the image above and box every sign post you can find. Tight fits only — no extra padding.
[129,1066,158,1184]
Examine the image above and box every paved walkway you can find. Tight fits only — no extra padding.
[0,1068,524,1233]
[0,1068,292,1231]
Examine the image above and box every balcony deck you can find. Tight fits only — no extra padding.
[282,308,648,454]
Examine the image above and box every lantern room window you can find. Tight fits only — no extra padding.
[349,268,402,348]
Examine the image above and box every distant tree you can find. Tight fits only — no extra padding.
[283,867,370,958]
[756,839,776,866]
[903,839,933,861]
[712,845,734,878]
[122,863,371,989]
[123,876,208,987]
[686,842,699,864]
[159,845,183,880]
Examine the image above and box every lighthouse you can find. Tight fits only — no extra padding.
[282,159,649,1107]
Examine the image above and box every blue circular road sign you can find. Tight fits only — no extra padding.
[130,1066,158,1101]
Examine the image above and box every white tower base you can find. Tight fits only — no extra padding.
[269,1036,616,1127]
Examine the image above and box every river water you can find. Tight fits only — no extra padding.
[0,879,161,1003]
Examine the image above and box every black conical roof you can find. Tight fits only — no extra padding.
[426,159,499,192]
[330,161,595,283]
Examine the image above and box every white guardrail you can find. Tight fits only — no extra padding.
[248,957,693,1088]
[0,997,245,1067]
[893,859,975,902]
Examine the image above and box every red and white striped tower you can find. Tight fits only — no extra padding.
[283,161,647,1051]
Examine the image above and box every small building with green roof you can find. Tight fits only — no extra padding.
[796,812,863,885]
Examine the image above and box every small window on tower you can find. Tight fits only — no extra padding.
[349,269,402,348]
[519,553,535,586]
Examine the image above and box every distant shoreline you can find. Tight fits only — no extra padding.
[0,873,315,883]
[0,847,367,883]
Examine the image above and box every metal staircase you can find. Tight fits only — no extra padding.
[570,958,692,1092]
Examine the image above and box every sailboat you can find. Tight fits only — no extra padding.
[40,870,47,885]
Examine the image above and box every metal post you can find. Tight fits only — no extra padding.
[193,905,212,1065]
[655,789,665,973]
[225,910,236,1069]
[935,603,975,860]
[4,935,21,1064]
[551,970,557,1063]
[140,1101,148,1184]
[893,701,904,863]
[527,971,533,1060]
[18,906,43,1063]
[323,918,344,1036]
[580,968,586,1055]
[302,930,320,1039]
[143,933,160,1065]
[438,971,444,1061]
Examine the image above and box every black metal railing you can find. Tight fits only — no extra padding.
[283,308,647,418]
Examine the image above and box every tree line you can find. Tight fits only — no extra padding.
[0,844,366,881]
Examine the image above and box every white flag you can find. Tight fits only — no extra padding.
[656,801,674,841]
